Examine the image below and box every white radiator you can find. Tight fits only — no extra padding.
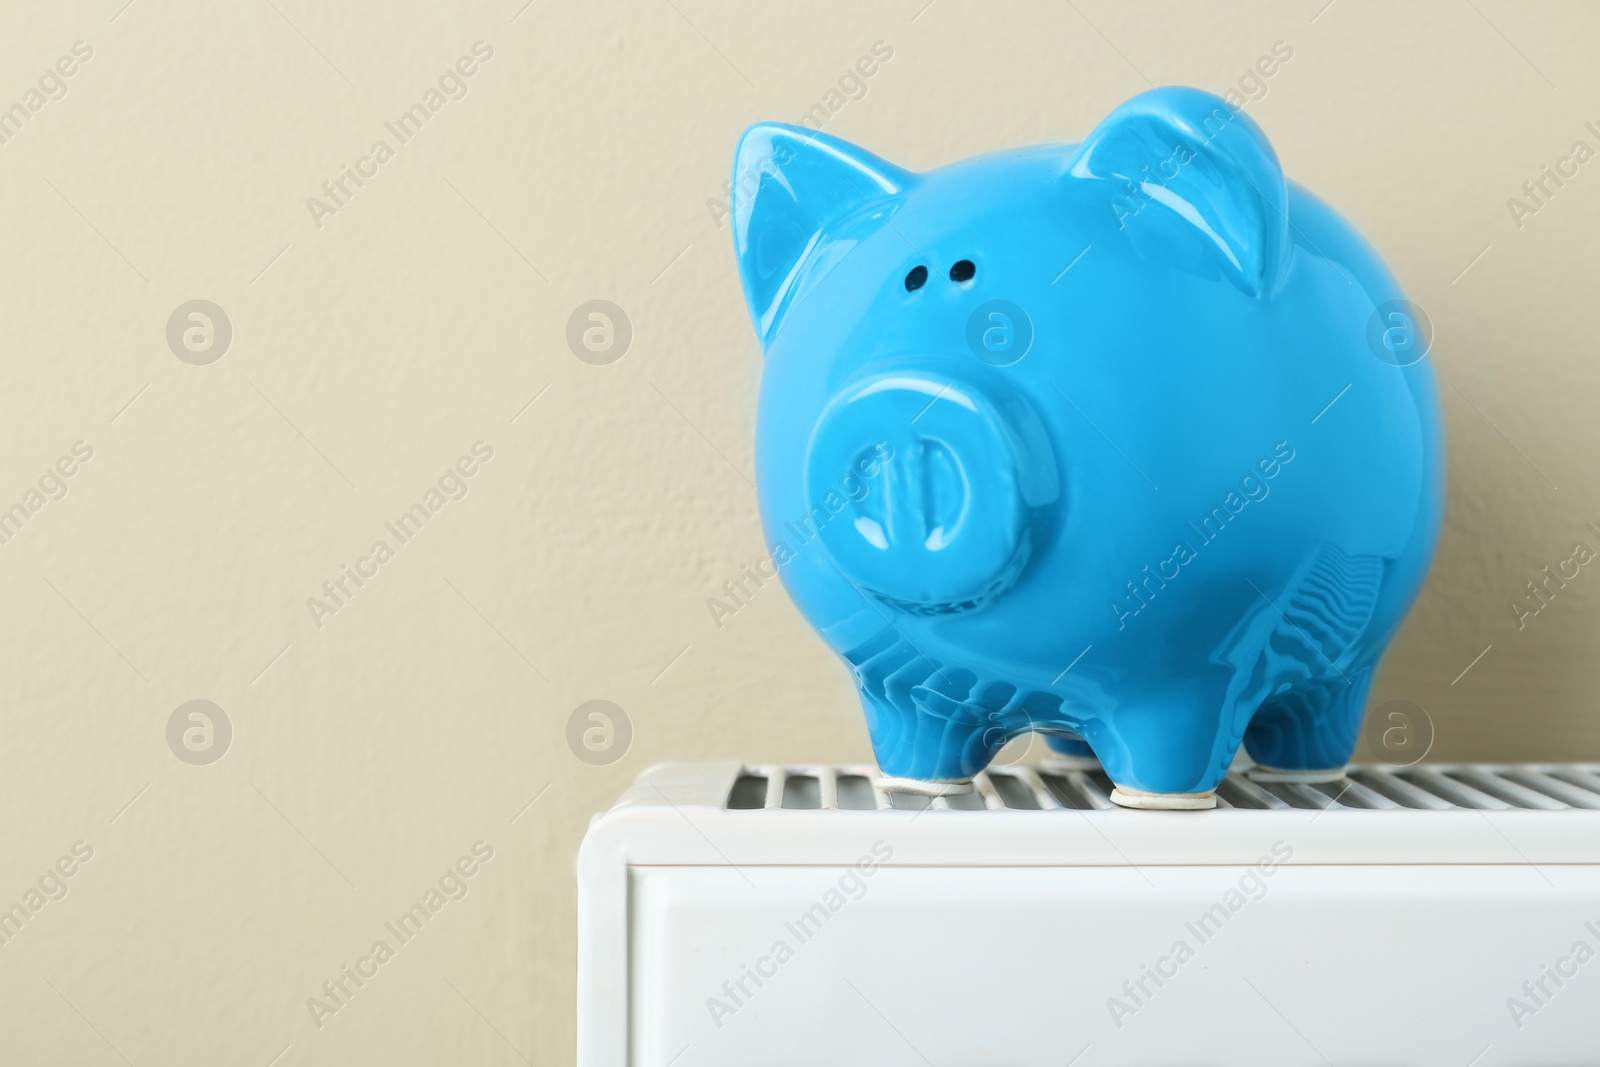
[578,761,1600,1066]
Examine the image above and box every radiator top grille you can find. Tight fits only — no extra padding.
[725,764,1600,812]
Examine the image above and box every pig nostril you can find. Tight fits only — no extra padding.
[949,259,976,283]
[904,265,928,292]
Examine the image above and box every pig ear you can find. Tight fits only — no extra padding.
[1067,87,1289,296]
[732,124,913,345]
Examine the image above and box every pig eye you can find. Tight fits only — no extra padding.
[904,265,928,292]
[949,259,976,283]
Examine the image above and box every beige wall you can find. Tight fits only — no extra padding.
[1,0,1595,1061]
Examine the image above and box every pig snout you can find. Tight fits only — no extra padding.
[803,370,1051,611]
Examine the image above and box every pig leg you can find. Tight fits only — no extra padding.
[1242,669,1373,784]
[1097,692,1242,810]
[862,684,1008,796]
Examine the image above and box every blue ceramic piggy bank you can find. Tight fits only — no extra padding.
[731,87,1443,809]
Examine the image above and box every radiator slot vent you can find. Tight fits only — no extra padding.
[781,774,820,809]
[1214,776,1279,809]
[727,774,768,809]
[1038,772,1098,810]
[1258,782,1327,809]
[1347,767,1452,809]
[988,772,1040,809]
[726,764,1600,813]
[1499,769,1600,809]
[835,774,876,810]
[1395,767,1509,809]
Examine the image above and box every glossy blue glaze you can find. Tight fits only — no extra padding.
[731,87,1444,801]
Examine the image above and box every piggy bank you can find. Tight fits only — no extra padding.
[730,87,1443,809]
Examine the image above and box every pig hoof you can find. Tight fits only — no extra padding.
[1247,765,1347,785]
[875,775,975,797]
[1040,753,1102,772]
[1110,787,1217,810]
